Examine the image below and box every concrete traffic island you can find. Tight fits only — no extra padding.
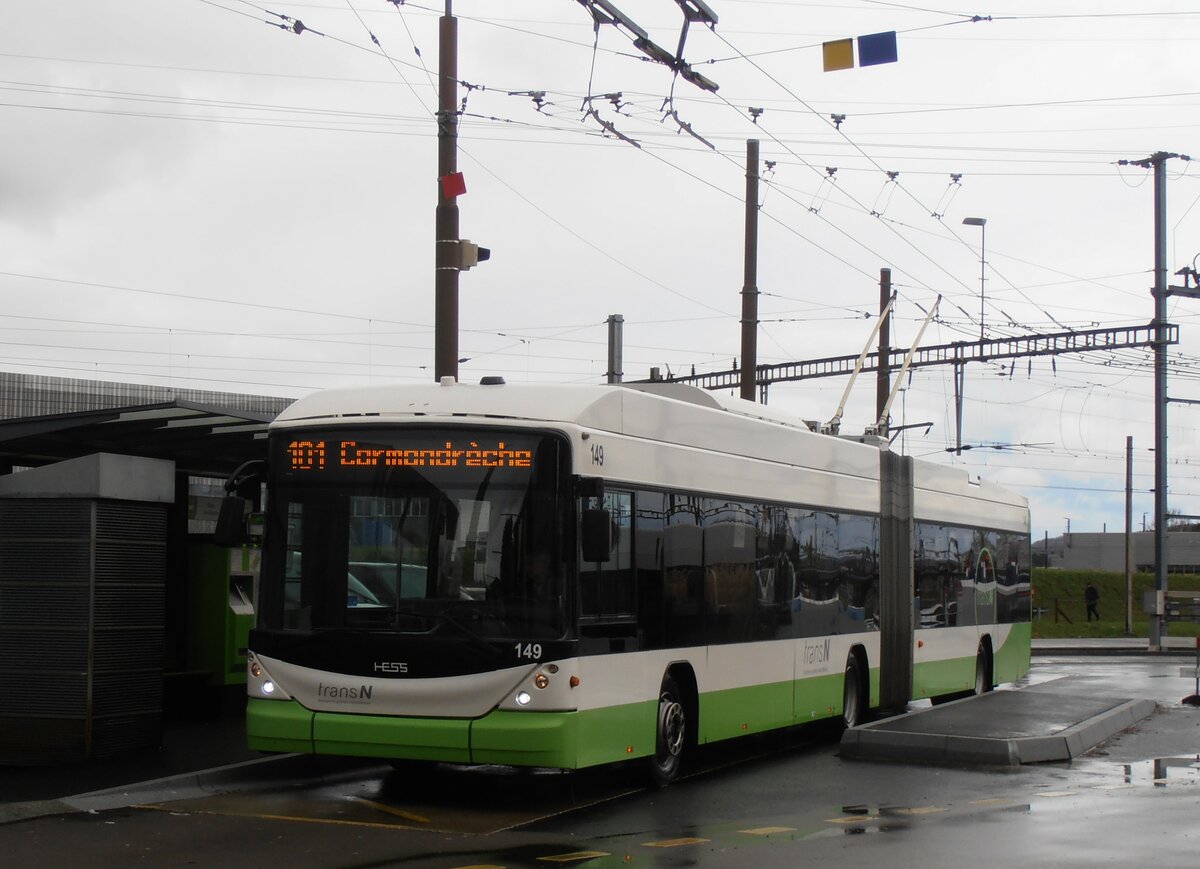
[839,679,1157,766]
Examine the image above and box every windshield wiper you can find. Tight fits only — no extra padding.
[389,606,503,659]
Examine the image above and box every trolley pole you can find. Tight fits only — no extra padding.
[740,139,760,402]
[434,1,460,382]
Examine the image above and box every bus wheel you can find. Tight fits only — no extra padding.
[974,643,993,695]
[647,675,686,788]
[842,656,865,729]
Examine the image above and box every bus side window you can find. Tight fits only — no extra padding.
[580,491,634,622]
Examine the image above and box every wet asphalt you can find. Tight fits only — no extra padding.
[1,642,1197,868]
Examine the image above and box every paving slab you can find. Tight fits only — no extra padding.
[839,678,1157,766]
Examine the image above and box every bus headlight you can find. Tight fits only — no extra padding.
[247,653,291,701]
[516,691,532,706]
[534,673,549,690]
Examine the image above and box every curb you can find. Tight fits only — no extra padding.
[0,753,381,826]
[838,691,1158,767]
[1032,646,1195,657]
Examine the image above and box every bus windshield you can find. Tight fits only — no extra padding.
[259,428,568,640]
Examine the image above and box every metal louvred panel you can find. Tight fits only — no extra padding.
[92,672,163,715]
[93,629,165,672]
[0,584,90,626]
[0,501,91,536]
[0,542,93,579]
[96,502,168,539]
[94,543,166,585]
[93,585,164,626]
[0,496,168,762]
[0,672,89,717]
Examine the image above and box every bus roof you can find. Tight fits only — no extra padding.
[273,379,815,434]
[272,379,1028,521]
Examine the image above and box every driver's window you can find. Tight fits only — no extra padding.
[580,491,634,621]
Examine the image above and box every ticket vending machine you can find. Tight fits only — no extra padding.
[186,543,258,712]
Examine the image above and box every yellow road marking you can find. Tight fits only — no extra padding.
[642,837,709,848]
[970,798,1013,806]
[825,815,878,824]
[537,851,611,863]
[136,803,412,831]
[740,826,797,835]
[352,797,431,824]
[889,806,947,816]
[1034,791,1077,798]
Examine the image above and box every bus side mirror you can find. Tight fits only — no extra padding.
[580,508,612,563]
[576,476,605,500]
[215,459,267,546]
[215,496,252,546]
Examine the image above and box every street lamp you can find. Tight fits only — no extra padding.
[962,217,987,342]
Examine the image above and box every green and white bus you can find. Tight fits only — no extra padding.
[237,378,1031,786]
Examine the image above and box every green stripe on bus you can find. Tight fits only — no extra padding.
[994,623,1032,685]
[697,676,841,743]
[913,656,974,698]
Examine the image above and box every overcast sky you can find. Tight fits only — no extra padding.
[3,1,1200,541]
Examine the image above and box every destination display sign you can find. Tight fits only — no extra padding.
[284,438,535,472]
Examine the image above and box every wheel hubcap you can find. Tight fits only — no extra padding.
[659,697,685,760]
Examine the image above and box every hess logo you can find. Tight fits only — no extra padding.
[374,661,408,674]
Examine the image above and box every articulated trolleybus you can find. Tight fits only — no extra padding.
[237,378,1031,786]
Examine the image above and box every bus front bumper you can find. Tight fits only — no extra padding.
[246,698,583,768]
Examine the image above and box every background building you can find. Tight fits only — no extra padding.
[1038,531,1200,573]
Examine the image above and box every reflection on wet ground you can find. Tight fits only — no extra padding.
[140,761,647,834]
[138,721,849,835]
[1073,755,1200,787]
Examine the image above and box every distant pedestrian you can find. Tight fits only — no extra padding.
[1085,583,1100,621]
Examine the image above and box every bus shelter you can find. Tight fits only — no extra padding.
[0,400,281,763]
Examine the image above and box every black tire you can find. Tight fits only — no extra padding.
[974,643,993,695]
[647,674,687,788]
[842,655,865,729]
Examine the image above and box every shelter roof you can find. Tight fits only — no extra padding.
[0,399,279,477]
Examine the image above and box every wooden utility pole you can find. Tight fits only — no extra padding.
[434,1,460,382]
